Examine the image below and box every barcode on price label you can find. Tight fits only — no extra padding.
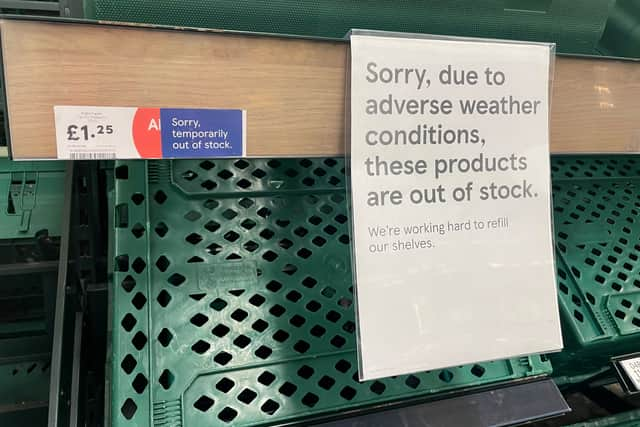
[54,106,245,159]
[69,152,116,160]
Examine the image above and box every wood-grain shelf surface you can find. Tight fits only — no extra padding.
[1,18,639,159]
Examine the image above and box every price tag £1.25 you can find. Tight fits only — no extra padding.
[54,106,246,159]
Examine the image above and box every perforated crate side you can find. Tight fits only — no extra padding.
[112,162,153,426]
[111,159,551,427]
[0,160,66,239]
[0,357,50,409]
[551,155,640,181]
[550,155,640,373]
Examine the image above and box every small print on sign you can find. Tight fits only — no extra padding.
[54,106,246,159]
[620,358,640,391]
[349,31,563,380]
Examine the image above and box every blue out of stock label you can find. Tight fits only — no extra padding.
[159,109,245,158]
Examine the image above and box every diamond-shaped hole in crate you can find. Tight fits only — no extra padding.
[155,222,169,238]
[318,375,336,390]
[190,313,209,327]
[121,313,137,332]
[132,373,148,394]
[439,370,454,383]
[237,179,252,189]
[159,369,175,390]
[252,319,269,332]
[335,359,351,374]
[238,388,257,405]
[155,256,170,272]
[168,273,186,286]
[154,190,167,204]
[272,329,290,343]
[201,180,217,191]
[186,233,203,245]
[157,290,172,308]
[194,395,215,412]
[158,328,173,347]
[216,377,235,393]
[255,345,272,359]
[184,210,202,222]
[269,304,286,317]
[132,332,147,350]
[294,340,311,353]
[191,340,211,354]
[405,375,420,389]
[249,294,265,307]
[297,365,314,380]
[215,351,233,366]
[279,381,297,397]
[121,275,136,293]
[233,334,251,348]
[231,308,248,322]
[207,243,223,255]
[340,386,357,401]
[261,399,280,415]
[131,223,145,238]
[302,392,320,408]
[121,354,137,374]
[200,160,215,171]
[258,371,276,386]
[370,381,386,395]
[310,325,326,338]
[204,199,219,210]
[212,324,230,338]
[290,314,306,328]
[132,258,146,274]
[132,293,147,310]
[471,364,486,378]
[205,220,220,233]
[218,169,233,180]
[211,298,228,311]
[121,398,137,420]
[218,407,238,423]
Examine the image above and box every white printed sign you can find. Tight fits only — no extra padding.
[349,32,563,380]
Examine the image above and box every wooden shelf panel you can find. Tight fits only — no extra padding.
[1,18,639,159]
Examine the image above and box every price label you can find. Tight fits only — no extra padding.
[66,123,114,141]
[54,106,245,159]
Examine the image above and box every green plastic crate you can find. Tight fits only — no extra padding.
[0,356,50,421]
[89,0,640,59]
[0,160,66,239]
[111,159,551,426]
[566,409,640,427]
[0,273,49,337]
[550,155,640,377]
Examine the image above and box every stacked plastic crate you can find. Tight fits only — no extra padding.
[550,156,640,383]
[0,160,65,425]
[110,159,552,425]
